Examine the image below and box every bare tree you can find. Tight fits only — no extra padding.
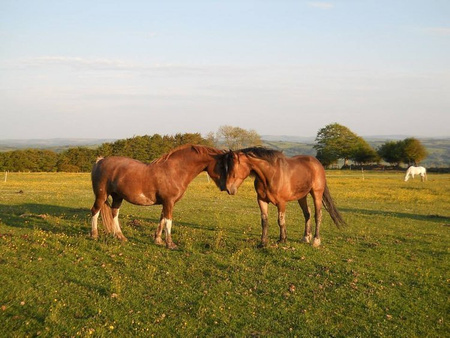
[216,125,262,149]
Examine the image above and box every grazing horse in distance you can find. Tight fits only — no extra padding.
[220,147,345,247]
[90,145,226,249]
[404,166,427,182]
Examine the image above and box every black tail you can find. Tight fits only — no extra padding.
[322,184,346,228]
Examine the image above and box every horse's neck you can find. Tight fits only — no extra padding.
[248,157,278,187]
[189,153,214,174]
[168,152,213,179]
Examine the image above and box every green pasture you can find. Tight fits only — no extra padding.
[0,171,449,336]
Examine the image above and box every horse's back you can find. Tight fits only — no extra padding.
[283,155,327,194]
[288,155,325,176]
[407,166,426,174]
[92,156,146,178]
[91,156,149,189]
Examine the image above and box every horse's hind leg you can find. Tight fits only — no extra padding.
[91,208,100,239]
[311,191,323,247]
[111,196,127,241]
[91,196,106,239]
[298,197,312,243]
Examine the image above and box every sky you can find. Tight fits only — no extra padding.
[1,0,449,140]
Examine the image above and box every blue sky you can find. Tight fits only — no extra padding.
[1,0,449,139]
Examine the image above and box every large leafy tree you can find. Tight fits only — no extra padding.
[401,137,428,165]
[378,138,428,166]
[351,139,380,164]
[377,141,403,166]
[314,123,376,166]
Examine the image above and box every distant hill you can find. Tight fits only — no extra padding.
[0,138,115,153]
[261,135,316,143]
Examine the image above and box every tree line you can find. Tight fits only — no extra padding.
[0,133,213,172]
[0,124,428,172]
[314,123,428,167]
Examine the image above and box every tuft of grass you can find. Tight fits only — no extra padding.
[0,172,449,336]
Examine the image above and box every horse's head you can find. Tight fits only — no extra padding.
[182,146,229,190]
[205,154,225,189]
[219,150,252,195]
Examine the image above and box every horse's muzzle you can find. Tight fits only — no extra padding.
[226,186,237,195]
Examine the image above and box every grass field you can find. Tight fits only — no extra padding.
[0,171,449,336]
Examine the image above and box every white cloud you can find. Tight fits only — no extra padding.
[14,56,210,75]
[307,2,334,10]
[22,56,135,70]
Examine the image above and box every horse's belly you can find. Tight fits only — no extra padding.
[116,191,157,206]
[129,193,157,206]
[108,177,157,206]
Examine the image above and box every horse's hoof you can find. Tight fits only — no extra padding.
[166,242,178,250]
[258,242,268,248]
[91,231,98,239]
[116,233,128,242]
[154,237,165,246]
[277,238,287,244]
[302,235,312,243]
[312,238,321,247]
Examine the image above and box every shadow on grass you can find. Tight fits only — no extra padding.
[0,203,90,236]
[10,202,446,245]
[341,207,450,225]
[0,202,244,240]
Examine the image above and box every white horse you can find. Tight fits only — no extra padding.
[404,166,427,182]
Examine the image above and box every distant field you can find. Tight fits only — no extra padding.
[0,172,449,336]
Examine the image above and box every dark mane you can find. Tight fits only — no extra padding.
[221,147,284,178]
[240,147,284,163]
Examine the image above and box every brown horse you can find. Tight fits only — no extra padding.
[221,147,345,247]
[90,144,226,249]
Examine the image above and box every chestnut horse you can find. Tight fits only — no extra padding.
[90,144,225,249]
[221,147,345,247]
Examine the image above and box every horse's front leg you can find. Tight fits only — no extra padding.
[298,197,312,243]
[111,197,127,241]
[154,212,165,246]
[258,198,269,248]
[162,201,178,250]
[277,203,287,244]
